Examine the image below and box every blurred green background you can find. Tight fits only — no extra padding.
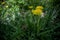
[0,0,60,40]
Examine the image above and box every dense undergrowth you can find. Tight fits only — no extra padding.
[0,0,60,40]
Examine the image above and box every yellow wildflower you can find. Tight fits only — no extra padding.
[5,5,8,8]
[32,9,43,15]
[1,2,5,4]
[36,6,43,9]
[29,6,33,9]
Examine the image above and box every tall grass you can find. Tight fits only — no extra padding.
[0,0,60,40]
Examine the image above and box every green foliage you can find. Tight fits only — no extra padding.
[0,0,60,40]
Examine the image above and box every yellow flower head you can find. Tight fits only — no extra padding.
[32,9,43,15]
[29,6,33,9]
[36,6,43,9]
[5,5,8,8]
[1,2,5,4]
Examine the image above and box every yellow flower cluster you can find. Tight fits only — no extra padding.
[36,6,43,9]
[29,6,33,9]
[1,2,9,8]
[32,6,43,15]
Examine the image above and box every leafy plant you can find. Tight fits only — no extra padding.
[0,0,60,40]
